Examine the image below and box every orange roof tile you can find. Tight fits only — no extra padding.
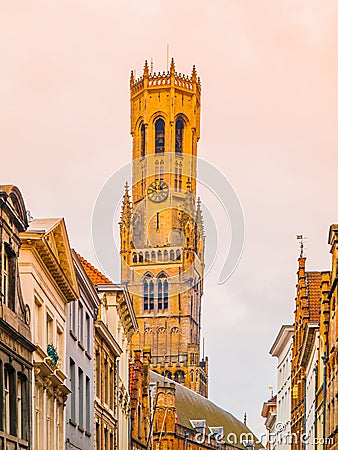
[305,271,322,321]
[76,253,112,286]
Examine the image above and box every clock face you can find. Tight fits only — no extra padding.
[147,180,169,203]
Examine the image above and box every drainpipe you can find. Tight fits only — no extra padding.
[322,353,328,450]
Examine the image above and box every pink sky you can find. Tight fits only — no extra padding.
[1,0,338,435]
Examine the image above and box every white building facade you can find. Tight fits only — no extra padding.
[64,251,99,450]
[299,323,319,450]
[270,325,294,450]
[19,218,79,450]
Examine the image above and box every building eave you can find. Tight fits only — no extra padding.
[299,322,319,368]
[269,325,294,357]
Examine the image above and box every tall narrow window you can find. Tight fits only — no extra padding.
[86,376,90,433]
[71,301,76,334]
[175,118,184,153]
[160,160,164,181]
[104,360,109,405]
[158,280,163,309]
[164,280,169,309]
[17,376,22,438]
[95,351,100,398]
[178,162,182,191]
[155,118,165,153]
[4,365,16,436]
[3,251,8,306]
[155,160,159,181]
[70,359,76,423]
[141,122,146,157]
[46,313,53,347]
[149,281,154,310]
[143,279,149,311]
[78,367,83,428]
[85,313,90,353]
[78,302,83,344]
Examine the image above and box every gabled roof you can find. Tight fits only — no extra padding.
[150,371,259,448]
[0,185,28,231]
[76,253,111,285]
[305,271,322,321]
[21,218,79,302]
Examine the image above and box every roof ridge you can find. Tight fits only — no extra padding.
[76,252,112,285]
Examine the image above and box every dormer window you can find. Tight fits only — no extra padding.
[155,118,165,154]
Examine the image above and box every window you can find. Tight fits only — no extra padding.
[3,246,15,311]
[175,370,185,383]
[155,118,165,153]
[151,251,156,262]
[149,280,154,310]
[46,313,53,347]
[96,423,100,449]
[132,252,137,263]
[34,299,42,344]
[160,160,164,181]
[158,280,163,309]
[17,376,22,438]
[70,359,76,423]
[104,428,108,449]
[85,313,90,353]
[140,122,146,157]
[170,250,175,261]
[104,360,109,405]
[4,364,16,436]
[175,118,184,153]
[78,302,83,344]
[78,367,83,428]
[95,351,100,398]
[174,161,182,191]
[71,301,76,334]
[144,279,149,311]
[164,280,168,309]
[86,376,90,433]
[3,251,8,306]
[109,366,114,410]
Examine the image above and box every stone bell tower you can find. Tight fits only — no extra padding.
[120,58,208,397]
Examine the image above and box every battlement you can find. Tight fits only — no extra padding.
[130,58,201,95]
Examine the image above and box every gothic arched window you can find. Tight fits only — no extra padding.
[139,252,143,263]
[149,280,154,310]
[175,118,184,153]
[169,249,175,261]
[174,370,185,383]
[163,250,168,262]
[164,280,168,309]
[132,252,137,263]
[155,118,165,154]
[158,279,163,309]
[140,122,146,157]
[151,251,156,262]
[143,278,149,310]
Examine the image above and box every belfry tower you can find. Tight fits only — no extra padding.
[120,59,208,397]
